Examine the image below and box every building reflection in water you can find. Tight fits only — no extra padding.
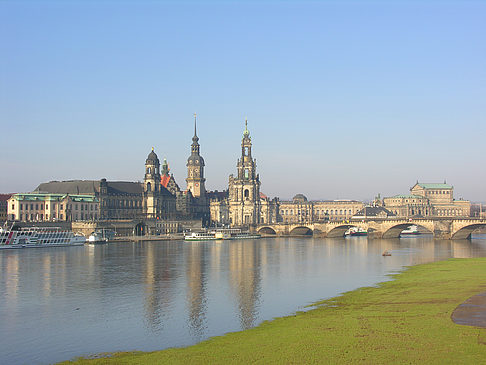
[228,241,262,330]
[143,242,180,334]
[186,243,208,339]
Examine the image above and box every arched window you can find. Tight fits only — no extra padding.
[147,182,151,192]
[244,189,249,199]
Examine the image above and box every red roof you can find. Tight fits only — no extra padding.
[260,192,268,199]
[0,194,13,202]
[161,175,170,188]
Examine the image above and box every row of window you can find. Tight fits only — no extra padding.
[427,190,450,195]
[281,209,355,215]
[15,212,99,221]
[13,203,97,211]
[102,200,142,208]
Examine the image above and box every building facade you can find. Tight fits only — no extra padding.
[8,193,99,222]
[278,194,364,223]
[209,120,278,227]
[383,182,471,217]
[0,194,12,222]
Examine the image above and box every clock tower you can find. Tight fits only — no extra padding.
[186,113,206,199]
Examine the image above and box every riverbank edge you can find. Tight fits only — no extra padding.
[62,257,486,364]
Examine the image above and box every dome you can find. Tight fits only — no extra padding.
[292,194,308,202]
[187,154,205,166]
[146,148,159,164]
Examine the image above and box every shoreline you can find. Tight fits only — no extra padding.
[61,257,486,364]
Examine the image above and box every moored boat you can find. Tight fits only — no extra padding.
[0,226,86,249]
[184,231,219,241]
[400,225,421,236]
[345,227,368,237]
[184,229,261,241]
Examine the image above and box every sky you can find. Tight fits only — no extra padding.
[1,0,485,201]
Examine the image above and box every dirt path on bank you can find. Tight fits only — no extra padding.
[452,292,486,328]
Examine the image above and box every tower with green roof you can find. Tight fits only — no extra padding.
[228,118,262,226]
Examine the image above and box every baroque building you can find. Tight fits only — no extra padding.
[383,182,471,218]
[209,120,278,227]
[278,194,364,223]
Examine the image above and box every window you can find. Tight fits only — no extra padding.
[20,204,23,210]
[30,204,34,210]
[244,169,249,179]
[60,204,63,210]
[36,204,39,210]
[60,214,63,220]
[244,189,249,199]
[11,203,14,210]
[46,204,48,210]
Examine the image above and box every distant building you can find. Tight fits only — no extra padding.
[7,193,99,222]
[352,206,395,219]
[0,194,13,222]
[278,194,364,223]
[383,182,471,217]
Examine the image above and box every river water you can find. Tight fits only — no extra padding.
[1,235,486,365]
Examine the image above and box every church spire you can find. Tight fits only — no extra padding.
[243,117,250,138]
[192,113,200,147]
[193,113,198,138]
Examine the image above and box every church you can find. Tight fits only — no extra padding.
[8,115,210,228]
[209,120,279,227]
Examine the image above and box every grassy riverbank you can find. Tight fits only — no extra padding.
[64,258,486,364]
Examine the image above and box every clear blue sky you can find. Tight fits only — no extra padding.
[1,1,485,201]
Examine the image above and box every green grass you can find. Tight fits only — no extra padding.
[62,258,486,364]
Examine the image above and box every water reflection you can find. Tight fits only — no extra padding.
[228,241,262,329]
[1,236,486,365]
[186,244,208,339]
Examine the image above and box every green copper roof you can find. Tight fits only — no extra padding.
[416,183,452,189]
[389,194,425,199]
[243,118,250,138]
[11,193,98,202]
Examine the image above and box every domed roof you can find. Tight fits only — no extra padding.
[146,148,159,164]
[187,154,205,166]
[292,194,308,202]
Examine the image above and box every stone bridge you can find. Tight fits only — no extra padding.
[254,218,486,240]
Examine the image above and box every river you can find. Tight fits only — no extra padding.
[1,235,486,364]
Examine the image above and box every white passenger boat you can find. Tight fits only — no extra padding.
[184,231,219,241]
[400,225,421,236]
[184,229,261,241]
[0,226,86,249]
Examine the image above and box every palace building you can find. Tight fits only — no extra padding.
[278,194,364,223]
[383,182,471,218]
[7,116,212,225]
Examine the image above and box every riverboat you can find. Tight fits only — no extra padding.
[345,227,368,237]
[87,232,108,245]
[184,229,261,241]
[184,232,220,241]
[87,229,115,245]
[0,226,86,249]
[400,225,421,236]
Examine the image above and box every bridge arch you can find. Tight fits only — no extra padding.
[382,223,432,239]
[258,226,277,235]
[289,226,313,236]
[327,224,365,238]
[452,223,486,240]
